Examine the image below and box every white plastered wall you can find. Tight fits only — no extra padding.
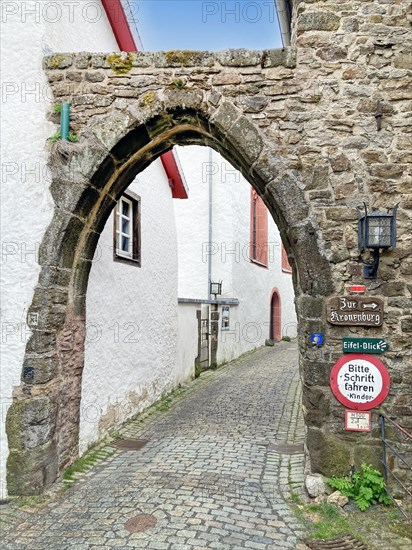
[0,1,121,497]
[173,146,297,373]
[80,161,179,453]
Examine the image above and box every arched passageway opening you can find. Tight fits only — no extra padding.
[6,90,333,495]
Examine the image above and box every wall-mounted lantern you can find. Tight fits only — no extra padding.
[210,280,222,299]
[357,203,398,279]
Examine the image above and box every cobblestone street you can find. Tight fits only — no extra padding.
[2,343,307,549]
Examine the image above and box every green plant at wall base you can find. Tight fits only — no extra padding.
[68,132,79,143]
[48,130,62,142]
[48,130,79,143]
[327,463,392,511]
[53,103,62,113]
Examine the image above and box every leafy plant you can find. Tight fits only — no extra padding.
[53,103,62,113]
[48,129,61,142]
[68,132,79,143]
[48,130,79,143]
[328,463,392,511]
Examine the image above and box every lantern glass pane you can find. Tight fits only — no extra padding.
[367,217,391,247]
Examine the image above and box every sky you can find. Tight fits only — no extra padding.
[125,0,283,51]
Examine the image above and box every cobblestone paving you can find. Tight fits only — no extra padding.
[2,343,308,549]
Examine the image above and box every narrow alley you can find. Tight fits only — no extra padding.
[2,343,306,549]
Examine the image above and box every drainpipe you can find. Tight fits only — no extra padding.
[60,103,70,141]
[207,147,213,301]
[275,0,292,47]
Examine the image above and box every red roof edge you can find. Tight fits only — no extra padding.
[103,1,186,198]
[101,0,137,52]
[161,150,189,199]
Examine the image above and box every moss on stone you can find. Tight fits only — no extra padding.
[107,53,133,74]
[139,91,156,107]
[307,428,351,477]
[165,50,204,67]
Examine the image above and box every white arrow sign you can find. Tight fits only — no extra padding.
[362,303,379,310]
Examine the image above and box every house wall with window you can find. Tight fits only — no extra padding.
[173,146,297,372]
[0,5,128,498]
[80,161,179,453]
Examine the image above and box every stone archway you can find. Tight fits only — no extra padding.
[6,15,411,493]
[6,76,332,494]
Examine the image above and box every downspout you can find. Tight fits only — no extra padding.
[208,147,219,369]
[275,0,292,47]
[208,147,213,300]
[60,103,70,141]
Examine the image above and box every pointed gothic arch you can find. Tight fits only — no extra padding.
[6,56,336,495]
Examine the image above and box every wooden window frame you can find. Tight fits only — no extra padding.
[113,190,141,267]
[250,189,268,268]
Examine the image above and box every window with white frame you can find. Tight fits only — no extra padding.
[114,191,141,266]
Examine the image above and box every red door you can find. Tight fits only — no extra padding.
[270,290,281,342]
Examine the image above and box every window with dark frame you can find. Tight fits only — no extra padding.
[114,190,141,266]
[221,306,230,330]
[250,188,268,267]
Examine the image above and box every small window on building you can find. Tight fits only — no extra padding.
[250,189,268,267]
[114,191,141,266]
[221,306,230,330]
[281,243,292,273]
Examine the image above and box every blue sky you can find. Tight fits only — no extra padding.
[126,1,283,51]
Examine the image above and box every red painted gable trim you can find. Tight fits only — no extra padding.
[102,0,187,199]
[101,0,137,52]
[160,151,189,199]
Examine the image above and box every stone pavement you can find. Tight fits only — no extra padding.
[2,342,308,549]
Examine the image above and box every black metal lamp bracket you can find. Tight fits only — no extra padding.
[363,248,380,279]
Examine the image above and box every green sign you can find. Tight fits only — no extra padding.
[342,338,389,354]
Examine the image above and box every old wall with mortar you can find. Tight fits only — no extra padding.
[0,4,120,498]
[4,0,412,495]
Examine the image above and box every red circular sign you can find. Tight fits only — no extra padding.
[330,354,390,411]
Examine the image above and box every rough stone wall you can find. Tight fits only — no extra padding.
[5,0,411,495]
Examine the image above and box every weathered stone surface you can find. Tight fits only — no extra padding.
[298,12,341,33]
[305,473,326,497]
[85,71,105,82]
[6,397,57,450]
[242,96,268,113]
[307,428,351,477]
[327,490,349,507]
[330,153,351,172]
[155,50,214,68]
[217,49,262,67]
[210,101,241,140]
[262,48,296,68]
[21,354,59,385]
[43,53,73,69]
[226,115,264,164]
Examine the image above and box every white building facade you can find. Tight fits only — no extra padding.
[174,146,297,375]
[0,1,296,496]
